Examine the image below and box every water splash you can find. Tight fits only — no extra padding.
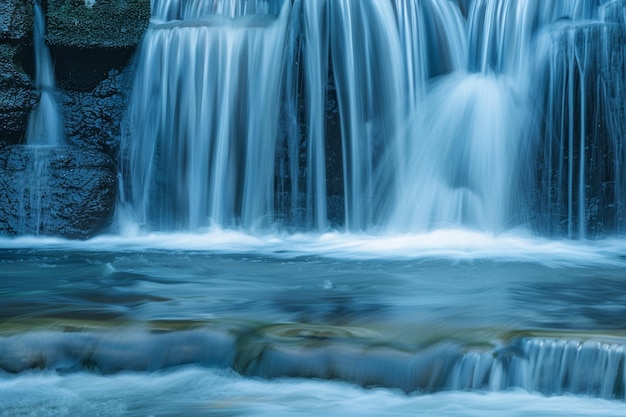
[389,74,533,232]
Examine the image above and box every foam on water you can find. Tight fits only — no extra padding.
[0,229,624,267]
[1,366,625,417]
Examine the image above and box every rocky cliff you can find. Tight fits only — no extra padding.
[0,0,150,238]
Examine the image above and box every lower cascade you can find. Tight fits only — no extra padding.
[120,0,626,237]
[1,327,625,399]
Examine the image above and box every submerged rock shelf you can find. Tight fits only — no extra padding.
[1,323,625,400]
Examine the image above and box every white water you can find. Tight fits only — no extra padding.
[121,0,626,237]
[1,229,625,268]
[2,367,626,417]
[124,0,290,231]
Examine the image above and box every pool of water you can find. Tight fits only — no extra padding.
[1,230,625,415]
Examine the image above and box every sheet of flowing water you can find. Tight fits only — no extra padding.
[121,0,626,237]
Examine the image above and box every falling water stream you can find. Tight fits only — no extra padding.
[15,0,65,236]
[2,0,626,415]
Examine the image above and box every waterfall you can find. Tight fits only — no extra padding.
[389,0,537,232]
[124,0,290,231]
[535,5,626,238]
[448,338,626,399]
[121,0,626,237]
[26,0,64,147]
[16,0,65,236]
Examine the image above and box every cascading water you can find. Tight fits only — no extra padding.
[535,6,626,238]
[5,2,626,414]
[26,0,64,147]
[16,0,65,235]
[285,0,410,231]
[123,0,290,231]
[122,0,626,237]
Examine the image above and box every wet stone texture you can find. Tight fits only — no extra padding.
[46,0,150,91]
[0,0,33,41]
[0,0,148,238]
[46,0,150,48]
[62,66,135,156]
[0,0,36,145]
[0,145,118,238]
[0,42,37,145]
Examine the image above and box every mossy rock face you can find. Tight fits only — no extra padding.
[0,44,37,145]
[46,0,150,48]
[0,145,118,239]
[0,0,33,41]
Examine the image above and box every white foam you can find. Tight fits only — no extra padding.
[0,228,624,267]
[1,366,624,417]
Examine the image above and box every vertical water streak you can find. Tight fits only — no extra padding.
[26,0,64,146]
[18,0,65,235]
[536,16,625,237]
[391,0,467,177]
[119,0,626,236]
[446,338,626,399]
[301,0,329,230]
[275,0,302,227]
[326,0,406,230]
[285,0,410,231]
[151,0,282,21]
[602,0,626,233]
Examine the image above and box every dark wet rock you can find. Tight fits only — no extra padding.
[46,0,150,48]
[62,66,134,155]
[0,145,118,238]
[45,0,149,91]
[0,0,33,41]
[0,45,37,145]
[52,45,136,92]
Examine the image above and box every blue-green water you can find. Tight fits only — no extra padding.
[1,231,626,416]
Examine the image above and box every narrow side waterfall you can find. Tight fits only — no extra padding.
[121,0,626,237]
[16,0,65,235]
[26,0,64,147]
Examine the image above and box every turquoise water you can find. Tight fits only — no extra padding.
[1,231,626,415]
